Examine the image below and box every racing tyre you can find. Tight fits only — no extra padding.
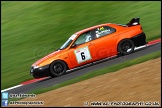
[118,39,135,56]
[50,61,67,77]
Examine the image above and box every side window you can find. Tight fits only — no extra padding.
[74,31,92,45]
[95,26,116,38]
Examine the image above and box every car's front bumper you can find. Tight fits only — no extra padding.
[30,65,50,78]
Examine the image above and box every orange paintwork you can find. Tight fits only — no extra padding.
[32,23,143,70]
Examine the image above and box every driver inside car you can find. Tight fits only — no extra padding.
[85,32,92,42]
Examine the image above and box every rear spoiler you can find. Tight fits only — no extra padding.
[126,17,140,27]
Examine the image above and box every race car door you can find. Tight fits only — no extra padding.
[92,26,118,60]
[68,30,96,67]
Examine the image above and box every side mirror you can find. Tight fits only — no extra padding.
[71,43,77,48]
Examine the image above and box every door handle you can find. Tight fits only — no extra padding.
[89,43,94,46]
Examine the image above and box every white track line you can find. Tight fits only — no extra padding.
[134,45,147,50]
[1,84,22,93]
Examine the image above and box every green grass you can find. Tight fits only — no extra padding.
[1,1,161,89]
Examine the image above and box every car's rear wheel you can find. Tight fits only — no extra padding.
[50,60,67,77]
[118,39,135,55]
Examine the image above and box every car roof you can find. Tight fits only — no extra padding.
[74,23,117,35]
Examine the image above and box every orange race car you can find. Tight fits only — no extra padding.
[30,17,147,78]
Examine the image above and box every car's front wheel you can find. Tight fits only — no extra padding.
[118,39,135,55]
[50,60,67,77]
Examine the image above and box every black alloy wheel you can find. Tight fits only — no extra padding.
[50,61,67,77]
[118,39,135,55]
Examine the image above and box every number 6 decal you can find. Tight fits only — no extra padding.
[74,46,92,64]
[81,52,85,60]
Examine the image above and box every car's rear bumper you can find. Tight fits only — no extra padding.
[131,32,147,47]
[30,65,50,78]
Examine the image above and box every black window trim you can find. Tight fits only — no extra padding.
[71,26,116,47]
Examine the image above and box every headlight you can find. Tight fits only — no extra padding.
[33,65,38,69]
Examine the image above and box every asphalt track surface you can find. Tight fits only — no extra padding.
[5,42,161,94]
